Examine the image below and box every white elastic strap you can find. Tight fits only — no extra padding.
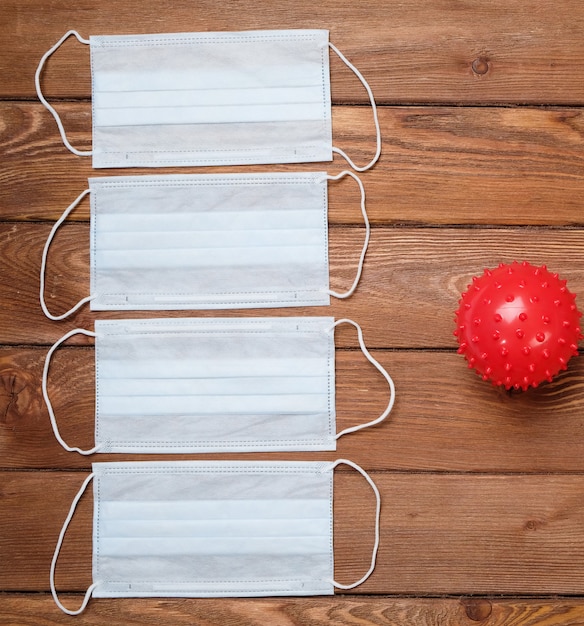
[35,30,92,157]
[42,328,101,455]
[40,188,95,320]
[329,42,381,172]
[51,473,98,615]
[330,319,396,439]
[326,171,369,299]
[326,458,381,590]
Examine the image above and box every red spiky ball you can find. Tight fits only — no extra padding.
[454,261,582,390]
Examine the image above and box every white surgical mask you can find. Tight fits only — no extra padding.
[51,459,381,614]
[36,29,380,171]
[42,317,395,455]
[40,171,370,319]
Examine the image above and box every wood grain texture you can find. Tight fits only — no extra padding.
[3,222,584,348]
[3,103,584,226]
[5,0,584,104]
[4,595,584,626]
[2,347,584,473]
[3,471,584,595]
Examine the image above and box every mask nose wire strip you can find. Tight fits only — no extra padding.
[40,188,96,320]
[324,458,381,589]
[328,319,396,439]
[325,171,369,299]
[35,30,93,157]
[51,473,98,615]
[328,42,381,172]
[42,328,101,455]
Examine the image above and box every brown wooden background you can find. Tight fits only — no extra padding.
[3,1,584,624]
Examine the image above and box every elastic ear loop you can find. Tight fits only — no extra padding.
[51,472,98,615]
[35,30,92,157]
[324,458,381,589]
[40,188,96,320]
[328,42,381,172]
[42,328,101,455]
[325,171,369,299]
[329,319,396,439]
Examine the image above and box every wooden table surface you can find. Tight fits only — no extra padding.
[3,1,584,624]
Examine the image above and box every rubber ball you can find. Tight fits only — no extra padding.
[454,261,582,390]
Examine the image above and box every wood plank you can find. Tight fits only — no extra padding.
[5,0,584,104]
[3,471,584,595]
[3,347,584,473]
[3,222,584,348]
[4,595,584,626]
[4,103,584,226]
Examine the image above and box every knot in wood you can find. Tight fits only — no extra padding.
[472,57,490,75]
[461,598,493,621]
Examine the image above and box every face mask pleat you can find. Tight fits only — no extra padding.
[99,537,330,559]
[97,415,332,450]
[98,357,328,378]
[95,102,324,127]
[93,122,329,167]
[95,245,325,269]
[95,556,333,596]
[96,174,326,212]
[96,209,323,232]
[95,85,324,111]
[100,515,331,537]
[97,462,332,500]
[98,390,330,416]
[98,396,330,417]
[97,228,324,251]
[100,375,326,397]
